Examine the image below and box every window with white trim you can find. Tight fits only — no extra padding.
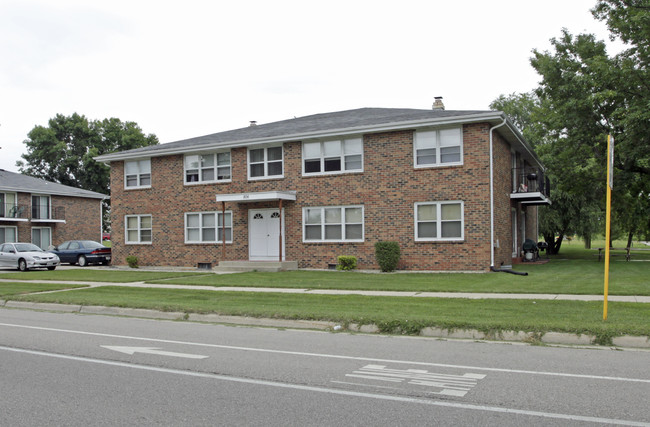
[1,193,17,218]
[0,226,17,243]
[414,127,462,167]
[415,201,464,241]
[248,146,283,179]
[184,152,231,184]
[185,211,232,243]
[31,227,51,249]
[303,206,363,242]
[125,159,151,188]
[125,215,152,244]
[303,138,363,175]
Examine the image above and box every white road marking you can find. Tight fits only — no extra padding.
[0,345,647,427]
[101,345,208,359]
[1,322,649,384]
[345,364,484,397]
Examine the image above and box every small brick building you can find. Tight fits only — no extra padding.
[96,107,550,271]
[0,169,107,248]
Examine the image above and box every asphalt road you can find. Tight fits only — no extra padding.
[1,308,649,426]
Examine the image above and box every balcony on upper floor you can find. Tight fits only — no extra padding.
[510,168,551,206]
[0,203,28,221]
[30,203,66,223]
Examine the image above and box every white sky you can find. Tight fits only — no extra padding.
[0,0,621,173]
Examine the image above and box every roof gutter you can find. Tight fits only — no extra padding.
[489,116,507,268]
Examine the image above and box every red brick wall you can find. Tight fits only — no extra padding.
[8,193,102,246]
[109,123,522,271]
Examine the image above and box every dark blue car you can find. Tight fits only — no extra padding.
[49,240,112,266]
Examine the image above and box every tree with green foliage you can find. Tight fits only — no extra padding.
[510,0,650,251]
[18,113,158,229]
[490,92,602,254]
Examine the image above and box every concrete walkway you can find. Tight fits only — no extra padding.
[1,278,649,302]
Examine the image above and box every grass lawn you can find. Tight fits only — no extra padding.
[145,244,650,295]
[0,283,87,298]
[1,243,648,295]
[0,269,212,283]
[10,286,649,343]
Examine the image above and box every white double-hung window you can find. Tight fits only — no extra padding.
[125,159,151,188]
[303,138,363,175]
[125,215,152,244]
[415,201,464,241]
[248,146,283,179]
[185,211,232,243]
[414,127,462,167]
[303,206,364,242]
[185,152,231,184]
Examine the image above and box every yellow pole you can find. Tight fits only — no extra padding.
[603,135,613,321]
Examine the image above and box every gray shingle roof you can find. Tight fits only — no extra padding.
[0,169,107,199]
[96,107,497,160]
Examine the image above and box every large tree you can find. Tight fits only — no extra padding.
[524,0,650,249]
[18,113,158,228]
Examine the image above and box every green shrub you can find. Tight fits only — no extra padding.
[126,256,139,269]
[374,241,400,272]
[336,256,357,271]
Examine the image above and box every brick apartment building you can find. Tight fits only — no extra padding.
[95,106,550,271]
[0,169,107,248]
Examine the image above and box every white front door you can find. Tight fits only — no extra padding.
[249,209,285,261]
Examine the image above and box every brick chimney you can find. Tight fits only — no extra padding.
[432,97,445,110]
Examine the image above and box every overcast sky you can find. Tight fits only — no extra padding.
[0,0,621,173]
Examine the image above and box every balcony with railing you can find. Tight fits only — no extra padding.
[510,168,551,205]
[0,203,28,221]
[0,203,65,222]
[30,204,66,222]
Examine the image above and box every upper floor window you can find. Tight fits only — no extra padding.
[248,146,283,180]
[303,138,363,175]
[185,152,231,184]
[0,193,17,218]
[414,127,462,168]
[125,159,151,188]
[303,205,364,242]
[125,214,152,244]
[185,211,232,243]
[31,195,50,220]
[415,201,464,241]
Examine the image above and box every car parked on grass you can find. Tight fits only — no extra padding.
[49,240,112,266]
[0,242,59,271]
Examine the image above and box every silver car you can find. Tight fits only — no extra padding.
[0,242,60,271]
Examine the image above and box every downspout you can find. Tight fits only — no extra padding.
[489,116,507,269]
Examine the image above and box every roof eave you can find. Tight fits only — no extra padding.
[94,111,508,164]
[0,185,108,199]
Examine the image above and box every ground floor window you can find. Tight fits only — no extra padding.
[31,227,51,249]
[125,215,152,244]
[415,201,464,241]
[303,206,364,242]
[0,226,17,244]
[185,211,232,243]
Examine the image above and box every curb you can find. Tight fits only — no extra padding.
[2,300,649,349]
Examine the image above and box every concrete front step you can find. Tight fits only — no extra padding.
[216,260,298,272]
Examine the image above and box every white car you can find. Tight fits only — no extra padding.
[0,242,60,271]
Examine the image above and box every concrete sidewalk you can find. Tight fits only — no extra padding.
[1,278,649,302]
